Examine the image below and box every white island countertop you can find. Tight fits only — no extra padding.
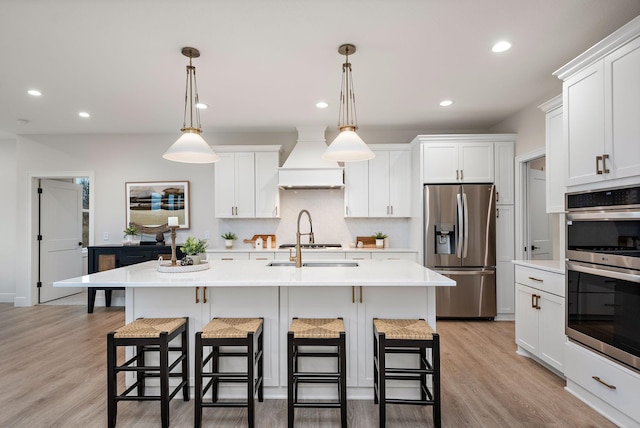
[55,259,456,288]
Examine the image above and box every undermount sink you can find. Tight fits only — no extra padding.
[278,243,343,249]
[267,261,359,268]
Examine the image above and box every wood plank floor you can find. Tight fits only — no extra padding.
[0,303,616,427]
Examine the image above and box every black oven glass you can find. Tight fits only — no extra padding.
[567,269,640,360]
[567,220,640,256]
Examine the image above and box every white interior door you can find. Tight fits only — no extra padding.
[39,179,83,303]
[526,168,552,260]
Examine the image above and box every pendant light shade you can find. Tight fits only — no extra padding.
[322,44,375,162]
[163,47,220,163]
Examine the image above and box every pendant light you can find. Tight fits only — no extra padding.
[163,47,220,163]
[322,44,375,162]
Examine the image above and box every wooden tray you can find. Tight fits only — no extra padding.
[356,236,377,248]
[243,234,277,249]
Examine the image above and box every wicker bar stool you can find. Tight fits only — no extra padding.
[106,317,189,428]
[287,317,347,428]
[194,317,264,428]
[373,318,441,428]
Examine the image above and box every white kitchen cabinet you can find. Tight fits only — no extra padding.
[344,145,411,218]
[565,340,640,427]
[422,141,494,183]
[282,286,430,391]
[254,151,280,218]
[215,152,255,218]
[344,160,369,217]
[604,35,640,182]
[514,265,565,374]
[368,149,411,217]
[539,95,565,213]
[496,205,515,316]
[206,251,251,261]
[128,286,280,388]
[494,141,514,205]
[557,19,640,188]
[214,146,281,218]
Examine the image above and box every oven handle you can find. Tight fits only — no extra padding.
[567,211,640,220]
[567,262,640,284]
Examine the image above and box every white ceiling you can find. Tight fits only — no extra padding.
[1,0,639,139]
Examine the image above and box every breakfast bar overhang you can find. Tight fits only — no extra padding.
[55,259,455,399]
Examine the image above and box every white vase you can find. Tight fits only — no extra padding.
[376,239,384,249]
[225,239,233,249]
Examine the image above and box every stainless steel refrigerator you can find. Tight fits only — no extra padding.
[424,184,496,319]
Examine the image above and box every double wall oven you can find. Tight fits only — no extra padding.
[566,185,640,372]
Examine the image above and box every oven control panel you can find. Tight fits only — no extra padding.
[567,185,639,210]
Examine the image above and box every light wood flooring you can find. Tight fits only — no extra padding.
[0,303,616,427]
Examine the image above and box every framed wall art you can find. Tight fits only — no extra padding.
[125,181,190,229]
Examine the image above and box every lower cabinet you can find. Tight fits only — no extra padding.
[514,265,565,374]
[565,340,640,426]
[281,286,431,394]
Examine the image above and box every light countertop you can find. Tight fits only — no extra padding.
[206,247,418,253]
[55,259,454,288]
[512,259,565,275]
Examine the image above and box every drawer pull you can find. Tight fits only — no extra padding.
[203,286,207,304]
[352,286,355,304]
[221,258,233,261]
[592,376,616,390]
[528,276,543,282]
[195,286,200,304]
[255,257,268,260]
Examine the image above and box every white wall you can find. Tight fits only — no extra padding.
[0,139,17,302]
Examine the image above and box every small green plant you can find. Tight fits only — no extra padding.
[180,236,208,255]
[372,232,388,239]
[123,223,138,237]
[221,232,237,240]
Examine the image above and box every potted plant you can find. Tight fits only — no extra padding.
[372,232,388,249]
[221,232,237,249]
[123,223,140,246]
[180,236,208,265]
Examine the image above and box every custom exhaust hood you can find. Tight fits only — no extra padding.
[278,126,344,189]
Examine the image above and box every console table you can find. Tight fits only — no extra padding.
[87,244,184,313]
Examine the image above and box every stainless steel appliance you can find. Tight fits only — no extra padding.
[424,184,496,318]
[566,185,640,372]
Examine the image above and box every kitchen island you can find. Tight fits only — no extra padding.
[55,258,454,399]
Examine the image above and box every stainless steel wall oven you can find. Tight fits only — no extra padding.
[566,185,640,372]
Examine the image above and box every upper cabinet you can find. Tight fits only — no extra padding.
[422,141,494,183]
[539,95,565,213]
[214,145,281,218]
[344,144,411,218]
[555,17,640,189]
[494,141,514,205]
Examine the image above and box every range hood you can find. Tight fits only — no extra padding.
[278,126,344,189]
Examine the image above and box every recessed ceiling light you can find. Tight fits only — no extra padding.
[78,112,91,118]
[196,103,208,109]
[439,100,454,107]
[492,41,512,53]
[316,101,329,109]
[27,89,42,96]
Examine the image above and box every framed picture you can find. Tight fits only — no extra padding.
[125,181,190,229]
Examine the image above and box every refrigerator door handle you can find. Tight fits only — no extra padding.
[462,192,469,258]
[456,193,464,258]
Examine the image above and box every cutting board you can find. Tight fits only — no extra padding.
[356,236,377,248]
[243,234,277,249]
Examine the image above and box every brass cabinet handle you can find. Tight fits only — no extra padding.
[596,155,603,174]
[203,286,207,304]
[359,286,363,303]
[195,286,200,304]
[460,169,464,180]
[497,191,500,202]
[531,293,536,308]
[456,170,459,180]
[497,208,500,218]
[602,154,610,173]
[592,376,616,390]
[352,286,355,304]
[255,257,268,260]
[528,276,543,282]
[535,295,541,310]
[221,258,233,261]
